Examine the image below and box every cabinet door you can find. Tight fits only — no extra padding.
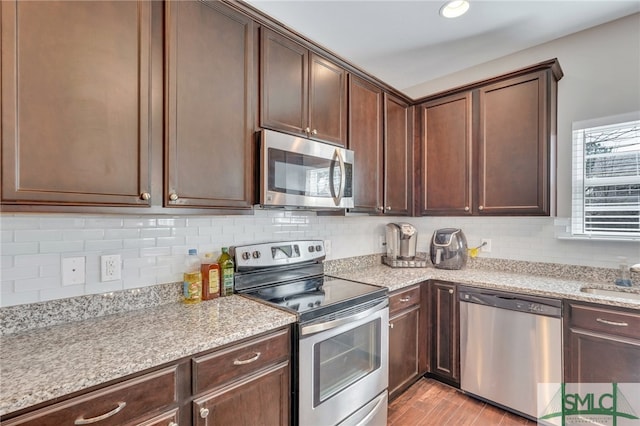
[418,92,472,215]
[388,306,420,400]
[1,0,152,206]
[565,328,640,383]
[260,28,308,138]
[348,75,383,213]
[193,363,290,426]
[478,71,550,215]
[309,53,347,145]
[165,0,254,209]
[384,94,413,216]
[429,281,459,386]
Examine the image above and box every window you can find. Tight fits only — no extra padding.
[572,113,640,239]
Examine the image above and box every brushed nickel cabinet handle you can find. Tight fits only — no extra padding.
[312,129,318,135]
[596,318,628,327]
[200,408,210,419]
[385,206,391,211]
[169,193,178,201]
[479,205,484,211]
[389,323,394,329]
[304,127,311,134]
[140,192,151,201]
[464,206,470,211]
[399,296,411,302]
[233,351,261,365]
[74,402,126,425]
[376,206,384,212]
[449,289,454,294]
[168,422,178,426]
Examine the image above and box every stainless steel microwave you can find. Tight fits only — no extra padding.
[258,129,354,209]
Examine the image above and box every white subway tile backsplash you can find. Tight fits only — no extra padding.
[2,242,39,256]
[15,277,59,292]
[1,212,638,307]
[14,230,63,242]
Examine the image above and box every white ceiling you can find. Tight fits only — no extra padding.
[244,0,640,96]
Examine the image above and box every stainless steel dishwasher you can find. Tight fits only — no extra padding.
[459,286,562,420]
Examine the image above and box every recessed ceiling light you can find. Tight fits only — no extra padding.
[440,0,470,18]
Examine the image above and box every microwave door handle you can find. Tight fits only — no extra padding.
[332,149,346,206]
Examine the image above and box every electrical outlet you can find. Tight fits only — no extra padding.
[324,240,332,256]
[481,238,492,253]
[62,257,85,285]
[379,235,386,249]
[101,254,121,282]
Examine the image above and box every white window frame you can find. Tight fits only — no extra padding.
[570,111,640,241]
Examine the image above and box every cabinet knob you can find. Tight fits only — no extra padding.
[304,127,311,134]
[168,423,178,426]
[169,193,179,201]
[140,192,151,201]
[200,408,210,419]
[312,129,318,135]
[376,206,384,212]
[449,288,454,294]
[464,206,470,212]
[385,206,391,211]
[389,323,394,329]
[479,205,484,211]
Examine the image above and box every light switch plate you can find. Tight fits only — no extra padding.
[62,257,85,285]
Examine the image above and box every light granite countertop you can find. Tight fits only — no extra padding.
[0,295,296,417]
[329,264,640,310]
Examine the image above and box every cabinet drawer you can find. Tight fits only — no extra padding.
[192,328,290,394]
[568,303,640,340]
[389,285,421,315]
[4,366,178,426]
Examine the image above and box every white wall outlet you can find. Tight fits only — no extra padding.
[324,240,332,256]
[101,254,121,282]
[481,238,492,253]
[62,257,86,285]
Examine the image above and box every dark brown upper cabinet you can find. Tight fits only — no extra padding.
[260,28,347,146]
[384,94,413,216]
[416,59,562,216]
[348,75,384,212]
[1,0,153,207]
[165,0,255,209]
[348,75,412,215]
[418,92,473,215]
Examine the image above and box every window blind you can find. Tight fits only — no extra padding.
[572,117,640,238]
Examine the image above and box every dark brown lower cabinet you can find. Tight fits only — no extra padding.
[193,363,289,426]
[429,281,459,387]
[1,327,291,426]
[564,301,640,383]
[388,284,427,400]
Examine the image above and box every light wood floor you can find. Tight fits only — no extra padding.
[388,378,536,426]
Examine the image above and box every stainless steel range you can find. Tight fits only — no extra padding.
[231,240,389,426]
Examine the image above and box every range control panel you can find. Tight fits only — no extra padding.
[231,240,325,270]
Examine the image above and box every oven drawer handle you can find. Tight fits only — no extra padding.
[300,300,388,336]
[233,351,262,365]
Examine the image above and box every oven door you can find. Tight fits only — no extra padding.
[260,129,354,209]
[299,300,389,426]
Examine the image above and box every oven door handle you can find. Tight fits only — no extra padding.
[300,299,388,336]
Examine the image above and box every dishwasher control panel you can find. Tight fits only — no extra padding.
[459,287,562,318]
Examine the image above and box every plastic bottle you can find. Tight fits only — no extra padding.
[201,252,221,300]
[218,247,235,296]
[615,257,632,287]
[183,249,202,304]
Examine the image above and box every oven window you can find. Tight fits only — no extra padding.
[313,318,381,406]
